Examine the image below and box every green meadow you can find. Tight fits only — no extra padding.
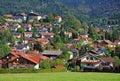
[0,72,120,81]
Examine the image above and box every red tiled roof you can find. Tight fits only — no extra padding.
[74,37,80,41]
[34,24,41,27]
[37,38,48,43]
[0,60,2,64]
[24,32,33,34]
[54,65,64,69]
[100,58,115,62]
[40,32,54,36]
[24,38,34,41]
[11,47,17,51]
[9,56,19,62]
[55,16,61,20]
[24,24,31,28]
[40,55,49,60]
[4,14,13,18]
[20,54,40,64]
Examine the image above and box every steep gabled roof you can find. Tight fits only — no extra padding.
[20,54,40,64]
[100,58,115,62]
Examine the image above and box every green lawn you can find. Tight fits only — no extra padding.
[0,72,120,81]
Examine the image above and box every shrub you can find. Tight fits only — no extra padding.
[38,68,67,73]
[0,68,38,73]
[0,68,67,73]
[40,60,52,69]
[74,66,80,72]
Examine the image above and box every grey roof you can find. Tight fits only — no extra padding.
[42,50,63,56]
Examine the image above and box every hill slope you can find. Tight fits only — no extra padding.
[0,0,120,20]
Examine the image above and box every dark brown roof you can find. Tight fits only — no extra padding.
[100,58,115,62]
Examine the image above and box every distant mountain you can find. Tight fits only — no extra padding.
[0,0,120,21]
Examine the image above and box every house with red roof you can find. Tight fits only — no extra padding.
[0,51,41,69]
[54,15,62,23]
[69,53,115,71]
[24,32,33,38]
[24,24,32,31]
[40,32,54,39]
[37,38,49,46]
[23,38,34,44]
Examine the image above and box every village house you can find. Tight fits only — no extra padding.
[23,38,34,44]
[28,11,42,21]
[65,32,72,38]
[24,32,33,38]
[0,50,51,69]
[41,50,63,59]
[69,53,115,71]
[13,32,21,39]
[80,35,89,45]
[14,13,27,22]
[39,32,54,39]
[44,24,53,32]
[9,23,21,31]
[0,24,7,31]
[1,51,40,69]
[37,38,49,46]
[54,15,62,23]
[4,14,13,18]
[24,24,32,31]
[93,40,115,48]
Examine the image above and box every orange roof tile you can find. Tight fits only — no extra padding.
[20,54,40,64]
[40,55,49,60]
[37,38,48,43]
[24,32,33,34]
[4,14,13,18]
[24,38,34,41]
[54,65,65,69]
[34,24,41,27]
[55,16,61,20]
[0,60,2,64]
[24,24,31,28]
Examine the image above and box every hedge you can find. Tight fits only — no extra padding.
[0,68,67,73]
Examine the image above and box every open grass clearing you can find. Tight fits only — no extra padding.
[0,72,120,81]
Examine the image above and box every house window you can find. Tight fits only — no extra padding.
[101,62,110,66]
[86,56,93,60]
[86,57,89,60]
[90,57,93,60]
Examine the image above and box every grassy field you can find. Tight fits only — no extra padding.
[0,72,120,81]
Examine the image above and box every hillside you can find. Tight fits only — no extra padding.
[0,0,120,20]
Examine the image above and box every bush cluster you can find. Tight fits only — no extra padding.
[0,68,67,73]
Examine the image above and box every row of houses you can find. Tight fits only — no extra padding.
[0,49,63,69]
[0,11,120,71]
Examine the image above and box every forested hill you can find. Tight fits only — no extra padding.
[0,0,120,20]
